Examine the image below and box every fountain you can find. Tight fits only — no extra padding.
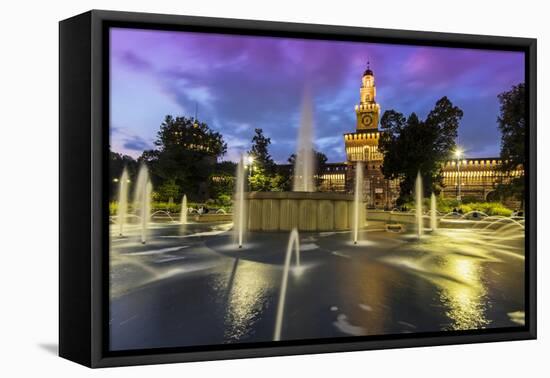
[273,228,301,341]
[134,164,152,244]
[117,168,129,236]
[430,192,437,231]
[292,90,315,192]
[233,155,246,248]
[242,88,355,232]
[353,162,364,244]
[415,172,424,238]
[180,195,188,224]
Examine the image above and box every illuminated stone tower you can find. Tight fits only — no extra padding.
[355,62,380,131]
[344,63,397,208]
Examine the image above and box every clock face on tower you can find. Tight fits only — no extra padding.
[361,114,373,127]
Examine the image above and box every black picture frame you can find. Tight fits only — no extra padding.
[59,9,537,368]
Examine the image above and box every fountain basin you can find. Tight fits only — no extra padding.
[192,213,233,223]
[243,191,359,231]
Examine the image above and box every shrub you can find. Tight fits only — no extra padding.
[403,197,513,216]
[109,201,118,216]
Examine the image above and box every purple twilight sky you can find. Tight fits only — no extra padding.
[109,27,525,163]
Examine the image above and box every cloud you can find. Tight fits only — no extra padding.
[111,126,152,156]
[123,136,151,151]
[110,29,525,161]
[117,50,152,71]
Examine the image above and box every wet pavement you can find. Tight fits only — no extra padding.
[109,219,525,351]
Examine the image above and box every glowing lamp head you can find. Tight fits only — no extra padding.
[454,148,463,159]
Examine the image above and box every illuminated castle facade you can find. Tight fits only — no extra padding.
[317,64,523,208]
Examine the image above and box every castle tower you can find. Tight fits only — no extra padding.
[345,62,383,164]
[355,62,381,131]
[343,62,397,209]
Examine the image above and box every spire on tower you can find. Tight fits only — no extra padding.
[363,60,373,76]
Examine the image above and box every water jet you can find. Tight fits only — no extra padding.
[415,172,424,238]
[117,168,129,236]
[274,228,301,341]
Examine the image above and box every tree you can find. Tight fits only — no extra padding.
[249,168,273,191]
[246,128,290,192]
[270,173,292,192]
[209,161,237,202]
[141,115,227,201]
[496,83,525,205]
[109,150,138,200]
[157,179,180,203]
[378,97,463,204]
[248,128,275,174]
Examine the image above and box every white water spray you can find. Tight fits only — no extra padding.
[293,89,315,192]
[416,172,424,238]
[233,155,246,248]
[135,164,151,244]
[180,195,188,224]
[430,192,437,231]
[117,168,129,236]
[353,162,364,244]
[274,228,301,341]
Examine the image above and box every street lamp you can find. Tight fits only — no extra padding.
[454,147,463,203]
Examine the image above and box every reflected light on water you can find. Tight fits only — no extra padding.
[223,261,275,341]
[437,256,489,331]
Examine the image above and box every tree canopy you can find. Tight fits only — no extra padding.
[378,96,463,203]
[248,128,275,174]
[109,150,139,200]
[498,83,525,169]
[141,115,227,201]
[245,128,290,191]
[495,83,525,205]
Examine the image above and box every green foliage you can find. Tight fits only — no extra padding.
[140,115,227,201]
[403,197,513,217]
[209,161,237,202]
[242,128,294,192]
[450,202,512,217]
[498,83,525,169]
[249,167,273,191]
[248,128,275,173]
[110,200,221,216]
[270,173,292,192]
[209,173,235,201]
[156,179,180,202]
[497,83,526,206]
[109,201,118,216]
[151,201,182,213]
[214,194,232,207]
[379,97,463,204]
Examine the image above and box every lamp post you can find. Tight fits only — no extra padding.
[454,148,463,204]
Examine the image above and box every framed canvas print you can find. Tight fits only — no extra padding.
[59,10,537,368]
